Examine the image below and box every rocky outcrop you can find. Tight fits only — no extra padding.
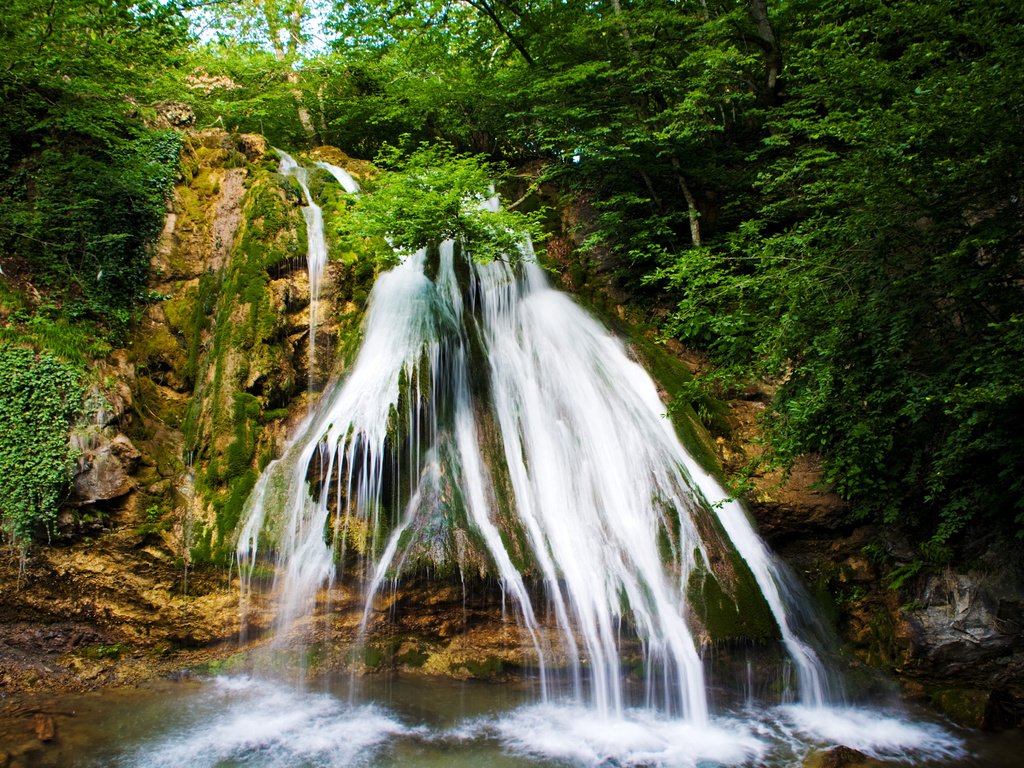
[900,570,1024,678]
[70,433,141,505]
[804,746,887,768]
[892,563,1024,728]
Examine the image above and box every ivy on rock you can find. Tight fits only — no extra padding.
[0,346,82,544]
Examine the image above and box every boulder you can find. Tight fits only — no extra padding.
[32,714,55,743]
[900,570,1024,674]
[238,134,268,162]
[803,746,885,768]
[71,433,142,504]
[152,101,195,129]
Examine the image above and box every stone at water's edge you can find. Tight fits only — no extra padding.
[32,714,55,743]
[803,745,887,768]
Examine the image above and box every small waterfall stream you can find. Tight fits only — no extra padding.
[277,150,331,387]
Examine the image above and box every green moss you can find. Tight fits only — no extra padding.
[217,469,257,540]
[190,519,214,566]
[396,647,429,668]
[458,656,505,678]
[261,407,290,423]
[928,687,991,729]
[196,651,250,676]
[134,378,187,428]
[163,284,196,335]
[181,165,308,541]
[686,551,780,643]
[362,645,386,670]
[81,643,131,660]
[625,331,726,479]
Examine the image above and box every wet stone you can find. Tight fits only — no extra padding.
[32,714,55,743]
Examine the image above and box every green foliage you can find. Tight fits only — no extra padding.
[0,300,112,367]
[654,0,1024,548]
[0,0,188,333]
[0,346,82,543]
[349,142,545,263]
[2,132,183,327]
[186,42,313,148]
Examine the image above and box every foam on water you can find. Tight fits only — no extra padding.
[453,703,766,767]
[117,677,415,768]
[777,704,967,762]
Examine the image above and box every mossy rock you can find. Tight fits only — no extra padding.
[687,550,780,644]
[134,378,188,428]
[396,646,430,668]
[929,686,992,729]
[803,746,888,768]
[457,655,505,679]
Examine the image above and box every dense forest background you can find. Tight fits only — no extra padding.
[1,0,1022,571]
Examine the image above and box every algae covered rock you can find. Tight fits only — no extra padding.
[803,745,887,768]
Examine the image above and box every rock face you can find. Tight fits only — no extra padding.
[902,570,1024,675]
[893,564,1024,728]
[70,433,141,504]
[2,132,374,695]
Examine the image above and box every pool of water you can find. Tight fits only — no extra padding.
[1,673,1019,767]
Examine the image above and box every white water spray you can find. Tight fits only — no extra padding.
[315,160,361,194]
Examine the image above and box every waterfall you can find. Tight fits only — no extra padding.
[277,150,329,388]
[65,158,965,768]
[236,174,835,717]
[315,160,361,194]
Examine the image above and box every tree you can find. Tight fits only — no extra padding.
[0,0,190,329]
[188,0,320,140]
[656,0,1024,549]
[347,142,544,263]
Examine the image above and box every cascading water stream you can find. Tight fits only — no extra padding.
[277,150,329,389]
[315,160,361,194]
[236,182,835,725]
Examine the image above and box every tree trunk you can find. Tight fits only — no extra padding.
[671,156,702,247]
[462,0,534,65]
[747,0,782,104]
[264,1,317,144]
